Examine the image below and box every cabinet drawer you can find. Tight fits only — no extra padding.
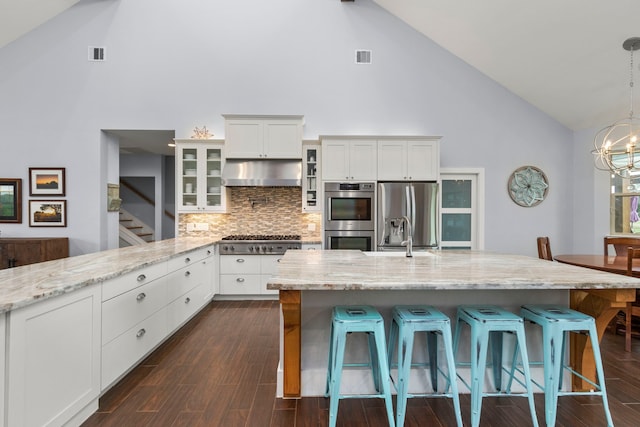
[102,262,167,302]
[102,276,167,345]
[220,274,261,294]
[166,259,207,301]
[260,255,284,275]
[220,255,260,274]
[101,307,168,390]
[168,246,214,271]
[167,284,210,332]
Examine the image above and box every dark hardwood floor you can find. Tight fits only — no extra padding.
[83,300,640,427]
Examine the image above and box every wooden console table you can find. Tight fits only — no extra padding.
[0,237,69,270]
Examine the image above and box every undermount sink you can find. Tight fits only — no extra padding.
[363,251,435,257]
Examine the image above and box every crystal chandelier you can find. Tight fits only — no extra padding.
[593,37,640,178]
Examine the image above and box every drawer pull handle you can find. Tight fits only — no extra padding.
[184,270,191,277]
[184,257,191,263]
[236,277,245,283]
[236,258,245,263]
[136,328,146,338]
[185,297,191,304]
[137,274,146,282]
[207,250,212,255]
[136,292,146,301]
[277,258,282,263]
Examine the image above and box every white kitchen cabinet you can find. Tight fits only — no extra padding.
[101,262,169,390]
[166,246,215,332]
[223,115,303,159]
[102,307,168,389]
[219,254,283,296]
[175,139,227,212]
[302,243,322,250]
[302,142,321,212]
[321,138,377,181]
[260,254,284,295]
[377,139,440,181]
[7,285,101,427]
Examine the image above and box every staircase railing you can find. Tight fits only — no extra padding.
[120,179,175,221]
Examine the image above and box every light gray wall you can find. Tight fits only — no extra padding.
[0,0,589,256]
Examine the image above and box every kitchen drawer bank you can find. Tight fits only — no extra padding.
[0,238,217,427]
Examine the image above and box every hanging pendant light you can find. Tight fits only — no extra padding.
[593,37,640,178]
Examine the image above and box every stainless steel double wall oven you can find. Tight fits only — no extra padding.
[323,182,375,251]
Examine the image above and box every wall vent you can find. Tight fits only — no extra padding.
[88,46,106,61]
[355,50,372,64]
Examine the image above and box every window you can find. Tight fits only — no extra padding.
[610,173,640,234]
[440,169,484,249]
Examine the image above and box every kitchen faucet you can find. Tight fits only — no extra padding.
[401,215,413,257]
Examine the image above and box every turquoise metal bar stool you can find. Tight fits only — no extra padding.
[324,305,395,427]
[506,304,614,427]
[387,305,463,427]
[452,305,539,427]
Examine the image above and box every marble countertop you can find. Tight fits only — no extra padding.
[0,237,220,314]
[267,249,640,291]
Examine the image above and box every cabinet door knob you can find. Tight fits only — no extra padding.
[184,257,191,263]
[236,258,245,263]
[136,328,146,338]
[137,274,146,282]
[236,277,245,283]
[277,258,282,263]
[185,297,191,304]
[184,270,191,277]
[136,292,146,301]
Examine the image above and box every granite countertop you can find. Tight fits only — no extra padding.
[0,237,220,314]
[267,249,640,291]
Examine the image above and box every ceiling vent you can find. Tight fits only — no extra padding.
[355,50,372,64]
[88,46,106,61]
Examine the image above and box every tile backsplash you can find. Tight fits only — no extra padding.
[177,187,321,239]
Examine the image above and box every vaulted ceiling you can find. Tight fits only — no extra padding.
[3,0,640,134]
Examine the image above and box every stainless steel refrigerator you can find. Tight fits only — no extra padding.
[377,182,438,251]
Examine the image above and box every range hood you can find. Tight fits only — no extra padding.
[221,159,302,187]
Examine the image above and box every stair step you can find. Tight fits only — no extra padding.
[126,226,143,230]
[138,233,153,237]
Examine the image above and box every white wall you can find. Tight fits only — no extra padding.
[0,0,584,256]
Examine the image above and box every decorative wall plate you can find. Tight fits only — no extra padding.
[508,166,549,207]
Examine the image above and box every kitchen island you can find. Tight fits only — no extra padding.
[267,250,640,398]
[0,237,219,427]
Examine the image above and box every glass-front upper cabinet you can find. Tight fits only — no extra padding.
[175,139,226,212]
[302,142,321,212]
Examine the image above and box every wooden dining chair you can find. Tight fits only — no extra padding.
[604,236,640,256]
[537,237,553,261]
[624,247,640,352]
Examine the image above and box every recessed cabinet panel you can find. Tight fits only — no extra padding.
[321,139,376,181]
[225,122,262,158]
[224,116,303,159]
[406,141,439,180]
[7,286,101,427]
[377,140,439,181]
[377,141,406,180]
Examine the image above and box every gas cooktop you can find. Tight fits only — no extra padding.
[219,234,302,255]
[221,234,301,241]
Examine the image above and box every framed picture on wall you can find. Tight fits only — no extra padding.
[29,167,66,196]
[0,178,22,223]
[29,200,67,227]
